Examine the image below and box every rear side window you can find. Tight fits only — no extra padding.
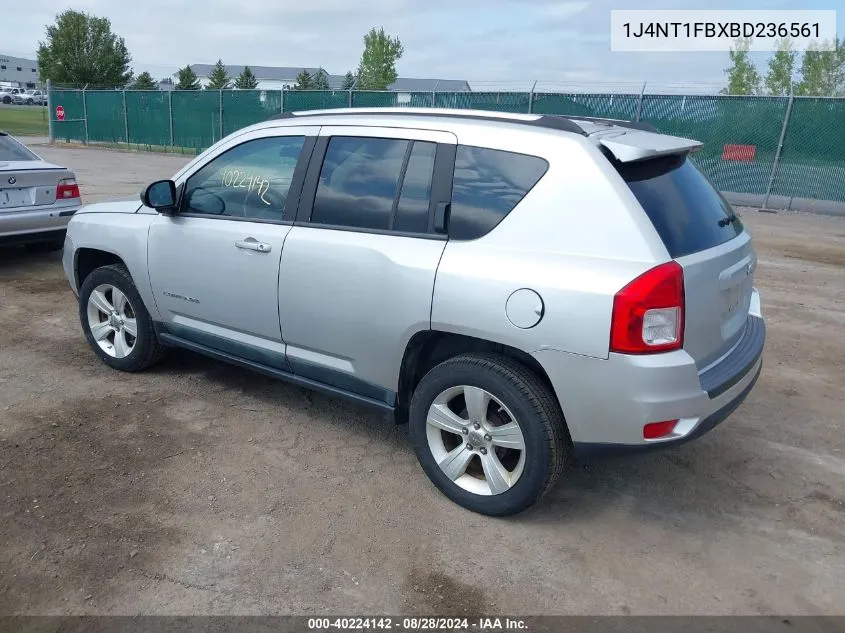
[0,135,38,161]
[618,154,743,258]
[449,146,548,240]
[311,136,437,234]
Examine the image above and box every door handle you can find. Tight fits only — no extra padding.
[235,238,272,253]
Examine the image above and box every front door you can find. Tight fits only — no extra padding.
[147,127,317,369]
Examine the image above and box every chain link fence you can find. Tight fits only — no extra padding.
[46,85,845,206]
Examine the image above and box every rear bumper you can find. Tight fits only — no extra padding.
[533,289,765,458]
[0,205,80,243]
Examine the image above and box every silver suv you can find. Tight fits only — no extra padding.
[61,108,765,516]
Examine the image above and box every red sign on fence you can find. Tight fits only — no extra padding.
[55,105,65,121]
[722,144,756,162]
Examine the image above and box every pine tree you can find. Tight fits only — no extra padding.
[234,66,259,89]
[133,71,158,90]
[175,65,200,90]
[341,71,356,90]
[294,70,313,90]
[312,69,330,90]
[206,59,230,89]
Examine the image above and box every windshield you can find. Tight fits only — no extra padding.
[0,135,39,161]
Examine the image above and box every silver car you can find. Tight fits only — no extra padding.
[1,131,81,251]
[61,108,765,516]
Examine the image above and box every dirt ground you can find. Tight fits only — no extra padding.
[1,142,844,616]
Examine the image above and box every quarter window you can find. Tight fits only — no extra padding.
[182,135,305,221]
[449,146,548,240]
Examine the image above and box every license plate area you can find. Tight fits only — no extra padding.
[0,187,34,208]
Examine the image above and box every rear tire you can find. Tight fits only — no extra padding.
[78,264,166,372]
[409,352,569,516]
[1,96,10,104]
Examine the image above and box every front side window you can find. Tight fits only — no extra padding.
[311,136,437,233]
[182,135,305,221]
[449,146,548,240]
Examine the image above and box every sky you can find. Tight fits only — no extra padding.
[2,0,842,92]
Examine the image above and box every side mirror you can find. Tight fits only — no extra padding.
[141,180,177,214]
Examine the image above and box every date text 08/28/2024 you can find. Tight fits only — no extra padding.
[307,617,529,631]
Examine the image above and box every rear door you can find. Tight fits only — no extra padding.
[617,152,756,370]
[278,126,456,403]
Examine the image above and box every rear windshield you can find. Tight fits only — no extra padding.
[0,135,38,161]
[616,153,743,258]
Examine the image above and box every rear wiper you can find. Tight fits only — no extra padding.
[718,213,738,228]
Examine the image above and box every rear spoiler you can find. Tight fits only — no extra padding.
[552,115,703,164]
[593,128,703,164]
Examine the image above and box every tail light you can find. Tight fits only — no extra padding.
[610,261,684,354]
[56,177,80,200]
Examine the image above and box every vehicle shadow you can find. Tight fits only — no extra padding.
[149,348,770,527]
[0,244,63,270]
[148,347,406,449]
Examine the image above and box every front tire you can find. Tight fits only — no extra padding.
[78,264,166,372]
[409,353,569,516]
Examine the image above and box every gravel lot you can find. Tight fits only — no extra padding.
[1,141,844,616]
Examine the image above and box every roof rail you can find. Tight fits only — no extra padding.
[268,108,588,136]
[553,115,657,133]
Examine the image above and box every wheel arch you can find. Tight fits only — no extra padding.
[396,330,560,424]
[75,248,127,290]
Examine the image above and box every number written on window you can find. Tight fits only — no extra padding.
[183,136,305,221]
[219,169,272,205]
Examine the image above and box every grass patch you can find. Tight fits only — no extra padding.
[52,139,201,156]
[0,105,49,136]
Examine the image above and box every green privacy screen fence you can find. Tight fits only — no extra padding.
[48,88,845,204]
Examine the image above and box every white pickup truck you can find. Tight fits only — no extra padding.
[0,87,25,104]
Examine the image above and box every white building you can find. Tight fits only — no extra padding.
[0,54,41,88]
[178,64,471,93]
[181,65,332,90]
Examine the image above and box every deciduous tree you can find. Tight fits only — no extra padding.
[355,27,403,90]
[721,37,761,95]
[764,38,796,95]
[795,37,845,96]
[37,9,133,86]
